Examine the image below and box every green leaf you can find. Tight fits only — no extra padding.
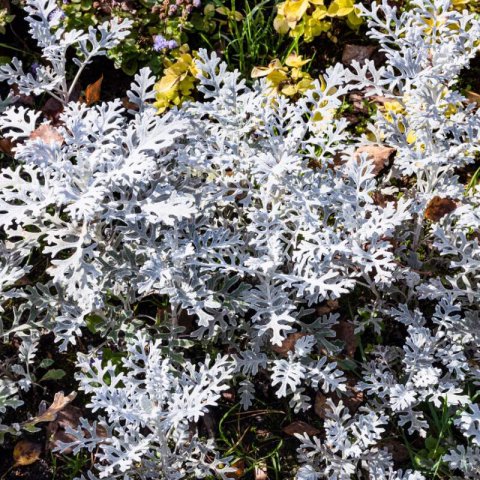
[81,0,92,11]
[425,436,437,451]
[39,358,55,369]
[39,369,66,382]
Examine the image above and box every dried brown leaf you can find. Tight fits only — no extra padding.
[226,459,245,479]
[13,440,42,466]
[313,391,331,420]
[254,465,269,480]
[24,391,77,427]
[354,145,396,175]
[334,319,356,357]
[342,44,377,66]
[0,137,14,155]
[282,420,320,437]
[46,404,82,452]
[272,332,307,356]
[424,196,457,222]
[316,299,339,316]
[85,75,103,105]
[466,90,480,106]
[29,124,64,145]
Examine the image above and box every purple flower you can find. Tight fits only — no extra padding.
[48,8,66,26]
[30,62,40,75]
[193,0,201,7]
[153,35,178,52]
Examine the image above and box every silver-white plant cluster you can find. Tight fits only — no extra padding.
[0,0,479,478]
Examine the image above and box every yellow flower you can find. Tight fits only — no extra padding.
[382,100,405,123]
[274,0,361,40]
[251,59,284,78]
[283,0,310,24]
[251,57,313,98]
[327,0,355,17]
[346,6,362,29]
[154,52,199,113]
[303,13,330,42]
[284,53,310,68]
[406,130,417,144]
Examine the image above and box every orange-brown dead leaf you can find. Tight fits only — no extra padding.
[0,137,14,155]
[24,391,77,427]
[282,420,320,437]
[354,145,396,175]
[13,440,42,466]
[316,299,339,316]
[121,96,138,111]
[424,196,457,222]
[254,465,269,480]
[314,391,331,419]
[341,44,377,66]
[85,75,103,105]
[29,124,64,145]
[226,459,245,479]
[46,404,82,452]
[466,90,480,106]
[272,332,307,356]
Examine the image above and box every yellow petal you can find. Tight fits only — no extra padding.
[281,84,298,96]
[155,73,181,95]
[283,0,310,23]
[274,14,290,33]
[267,70,289,86]
[328,0,354,17]
[312,4,328,20]
[346,8,362,27]
[297,78,314,93]
[285,53,310,68]
[251,66,273,78]
[406,130,417,144]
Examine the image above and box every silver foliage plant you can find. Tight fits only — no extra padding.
[0,0,479,478]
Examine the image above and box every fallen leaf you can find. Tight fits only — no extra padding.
[354,144,396,175]
[424,196,457,222]
[85,75,103,105]
[379,439,410,465]
[13,440,42,466]
[342,44,377,66]
[226,459,245,479]
[282,420,320,437]
[368,94,398,106]
[46,404,82,452]
[255,465,269,480]
[24,391,77,427]
[314,391,331,419]
[221,389,235,402]
[29,124,64,145]
[314,377,364,419]
[272,332,306,356]
[316,299,339,316]
[333,319,356,357]
[466,90,480,106]
[0,137,13,155]
[121,96,138,111]
[41,97,64,123]
[12,84,34,106]
[348,92,369,114]
[341,376,364,414]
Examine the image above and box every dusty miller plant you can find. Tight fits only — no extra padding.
[0,0,479,478]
